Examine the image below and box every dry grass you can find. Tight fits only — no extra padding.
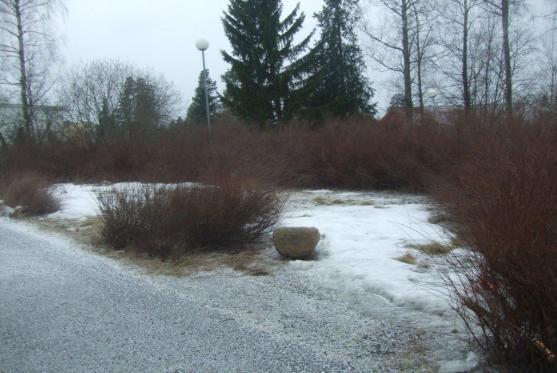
[407,241,455,256]
[313,196,374,206]
[396,252,417,265]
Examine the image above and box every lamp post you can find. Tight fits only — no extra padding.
[425,88,439,108]
[196,38,211,130]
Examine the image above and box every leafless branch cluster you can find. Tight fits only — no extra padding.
[0,0,64,141]
[364,0,551,118]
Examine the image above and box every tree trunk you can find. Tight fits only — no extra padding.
[462,0,472,115]
[401,0,414,120]
[413,3,424,119]
[14,0,33,139]
[501,0,513,116]
[335,3,346,92]
[0,132,6,148]
[482,20,495,118]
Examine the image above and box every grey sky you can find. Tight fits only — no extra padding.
[58,0,551,116]
[59,0,323,116]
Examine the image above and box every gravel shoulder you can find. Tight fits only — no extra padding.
[0,219,475,372]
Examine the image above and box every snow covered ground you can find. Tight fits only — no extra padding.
[40,183,477,371]
[48,184,454,313]
[284,190,454,313]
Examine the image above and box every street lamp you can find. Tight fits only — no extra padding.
[425,88,439,108]
[196,38,211,130]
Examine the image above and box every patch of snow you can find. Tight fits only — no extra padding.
[47,182,199,220]
[48,184,101,220]
[282,190,452,313]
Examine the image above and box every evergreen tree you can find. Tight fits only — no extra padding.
[134,77,160,134]
[114,77,161,139]
[388,93,406,110]
[116,77,136,135]
[186,70,221,125]
[96,98,116,141]
[222,0,313,127]
[298,0,376,120]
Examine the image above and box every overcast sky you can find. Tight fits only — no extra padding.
[58,0,551,116]
[58,0,324,115]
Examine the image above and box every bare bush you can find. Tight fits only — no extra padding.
[97,179,285,257]
[0,117,465,191]
[1,172,60,216]
[436,122,557,371]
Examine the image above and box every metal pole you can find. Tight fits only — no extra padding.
[201,50,211,130]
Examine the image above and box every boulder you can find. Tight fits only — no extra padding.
[273,227,320,260]
[0,205,15,218]
[9,206,25,218]
[0,200,10,217]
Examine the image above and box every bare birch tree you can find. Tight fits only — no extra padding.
[0,0,62,141]
[410,0,436,116]
[435,0,483,114]
[483,0,524,115]
[364,0,416,119]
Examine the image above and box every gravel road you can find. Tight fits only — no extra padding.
[0,220,474,373]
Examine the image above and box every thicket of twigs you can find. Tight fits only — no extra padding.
[97,179,284,257]
[0,171,60,216]
[434,121,557,372]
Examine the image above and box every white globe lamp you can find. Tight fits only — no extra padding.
[196,38,210,51]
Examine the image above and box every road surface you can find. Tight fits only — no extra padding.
[0,220,470,372]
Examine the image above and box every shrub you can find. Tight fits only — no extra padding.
[97,178,285,257]
[0,118,463,191]
[436,122,557,371]
[1,172,60,216]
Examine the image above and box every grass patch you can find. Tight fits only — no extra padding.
[313,196,374,206]
[407,241,456,256]
[396,252,417,265]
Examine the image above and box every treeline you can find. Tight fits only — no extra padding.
[0,0,375,143]
[1,0,556,143]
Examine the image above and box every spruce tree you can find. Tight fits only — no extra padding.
[299,0,376,120]
[186,70,220,126]
[97,98,116,141]
[114,77,161,139]
[222,0,313,127]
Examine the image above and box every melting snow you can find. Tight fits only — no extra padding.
[282,190,453,313]
[42,183,476,371]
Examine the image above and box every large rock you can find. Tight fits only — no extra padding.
[0,200,15,217]
[0,200,9,217]
[9,206,25,218]
[273,227,320,260]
